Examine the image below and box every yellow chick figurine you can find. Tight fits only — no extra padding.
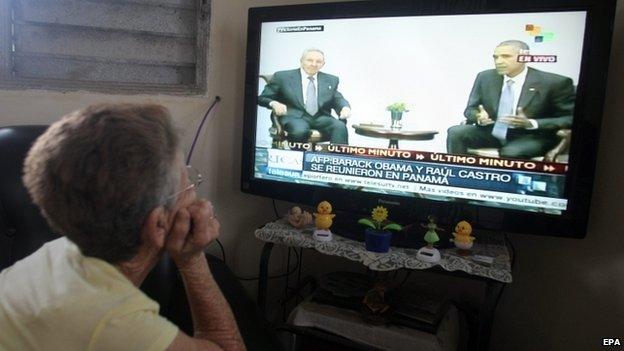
[314,201,335,230]
[451,220,475,254]
[313,201,335,241]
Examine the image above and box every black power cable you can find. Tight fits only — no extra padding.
[397,269,412,289]
[214,238,226,263]
[272,199,280,219]
[489,232,516,317]
[235,247,300,281]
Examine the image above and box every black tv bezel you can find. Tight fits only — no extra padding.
[241,0,616,238]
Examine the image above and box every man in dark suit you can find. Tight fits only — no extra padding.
[446,40,575,159]
[258,48,351,144]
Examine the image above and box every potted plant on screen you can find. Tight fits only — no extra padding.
[386,102,409,130]
[358,206,402,253]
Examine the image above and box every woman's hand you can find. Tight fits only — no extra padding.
[166,199,219,270]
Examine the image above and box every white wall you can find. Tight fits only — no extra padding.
[489,1,624,348]
[1,0,622,350]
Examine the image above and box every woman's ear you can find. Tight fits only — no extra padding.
[140,206,168,250]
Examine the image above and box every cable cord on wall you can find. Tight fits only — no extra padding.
[185,96,226,261]
[185,96,221,166]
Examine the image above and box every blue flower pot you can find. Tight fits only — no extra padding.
[365,229,392,253]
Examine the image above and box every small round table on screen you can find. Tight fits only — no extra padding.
[352,124,438,149]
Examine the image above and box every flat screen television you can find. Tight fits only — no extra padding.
[241,0,616,238]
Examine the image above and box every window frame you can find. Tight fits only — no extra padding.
[0,0,210,95]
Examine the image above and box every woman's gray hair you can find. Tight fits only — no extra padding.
[23,103,180,263]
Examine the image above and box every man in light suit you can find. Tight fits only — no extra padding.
[446,40,575,159]
[258,48,351,144]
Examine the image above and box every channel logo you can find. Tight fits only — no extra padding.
[525,24,554,43]
[267,149,304,171]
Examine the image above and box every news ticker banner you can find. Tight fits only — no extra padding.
[262,148,568,211]
[286,142,568,174]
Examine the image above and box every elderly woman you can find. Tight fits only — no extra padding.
[0,104,245,351]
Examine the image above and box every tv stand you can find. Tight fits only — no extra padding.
[255,218,512,351]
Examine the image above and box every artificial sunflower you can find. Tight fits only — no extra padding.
[358,205,402,232]
[371,206,388,223]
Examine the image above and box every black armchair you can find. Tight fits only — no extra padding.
[0,125,280,350]
[465,127,572,163]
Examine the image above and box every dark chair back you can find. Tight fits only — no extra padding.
[0,125,57,270]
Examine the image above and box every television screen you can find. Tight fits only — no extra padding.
[241,0,615,238]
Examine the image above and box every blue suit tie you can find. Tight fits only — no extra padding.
[492,79,515,142]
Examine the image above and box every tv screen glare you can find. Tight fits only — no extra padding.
[241,0,615,238]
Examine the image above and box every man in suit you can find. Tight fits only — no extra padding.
[258,48,351,144]
[446,40,575,159]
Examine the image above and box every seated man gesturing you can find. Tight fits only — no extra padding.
[447,40,575,159]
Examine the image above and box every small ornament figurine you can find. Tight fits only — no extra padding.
[417,215,444,263]
[313,201,335,241]
[287,206,312,229]
[451,220,475,255]
[358,206,403,232]
[358,206,402,253]
[361,281,391,325]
